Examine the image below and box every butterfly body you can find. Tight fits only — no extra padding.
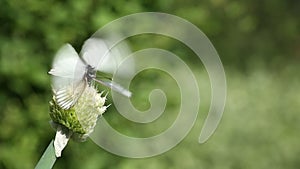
[85,65,96,86]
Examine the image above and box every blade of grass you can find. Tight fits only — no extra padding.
[35,140,57,169]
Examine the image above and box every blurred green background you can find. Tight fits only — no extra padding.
[0,0,299,169]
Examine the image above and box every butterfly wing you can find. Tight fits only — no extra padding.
[80,38,134,97]
[81,38,112,72]
[93,78,132,98]
[49,44,87,109]
[54,79,87,109]
[49,44,86,79]
[81,38,134,77]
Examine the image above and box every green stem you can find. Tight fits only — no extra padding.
[35,140,57,169]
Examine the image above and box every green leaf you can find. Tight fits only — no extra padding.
[35,140,57,169]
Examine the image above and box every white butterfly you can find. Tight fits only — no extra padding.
[48,38,132,110]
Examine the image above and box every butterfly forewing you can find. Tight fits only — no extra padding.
[81,38,113,72]
[81,38,134,76]
[49,44,85,79]
[81,38,134,97]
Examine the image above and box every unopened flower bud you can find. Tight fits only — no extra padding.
[49,85,107,157]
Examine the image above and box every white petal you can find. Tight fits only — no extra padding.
[54,126,72,157]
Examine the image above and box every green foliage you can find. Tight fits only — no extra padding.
[0,0,299,169]
[35,140,56,169]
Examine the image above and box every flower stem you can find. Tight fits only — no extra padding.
[35,140,57,169]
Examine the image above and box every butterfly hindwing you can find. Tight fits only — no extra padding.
[93,78,131,98]
[54,79,87,110]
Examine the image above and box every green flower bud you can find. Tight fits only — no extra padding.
[50,85,107,141]
[49,85,107,157]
